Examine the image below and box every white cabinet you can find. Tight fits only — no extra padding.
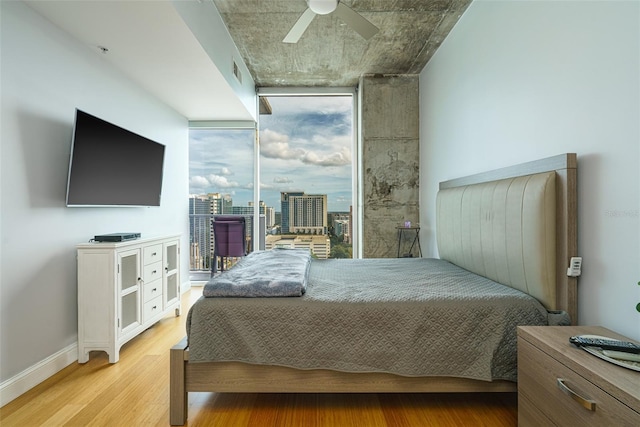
[77,235,181,363]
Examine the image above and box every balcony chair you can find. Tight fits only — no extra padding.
[211,215,247,276]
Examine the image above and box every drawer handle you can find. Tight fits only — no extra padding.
[557,378,596,411]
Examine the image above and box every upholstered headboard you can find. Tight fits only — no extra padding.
[436,154,578,322]
[437,172,557,309]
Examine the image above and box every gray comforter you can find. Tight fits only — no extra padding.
[187,257,565,382]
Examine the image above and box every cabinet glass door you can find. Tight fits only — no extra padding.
[166,243,177,272]
[164,241,179,304]
[118,249,141,333]
[166,274,178,303]
[121,291,138,330]
[120,252,138,292]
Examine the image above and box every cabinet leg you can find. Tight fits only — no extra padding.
[78,349,89,364]
[108,349,120,364]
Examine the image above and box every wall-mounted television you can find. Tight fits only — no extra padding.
[66,109,165,207]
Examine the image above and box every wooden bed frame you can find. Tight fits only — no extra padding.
[170,153,578,425]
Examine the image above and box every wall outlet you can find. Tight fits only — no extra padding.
[567,257,582,277]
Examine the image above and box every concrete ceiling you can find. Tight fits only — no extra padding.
[212,0,472,87]
[24,0,471,120]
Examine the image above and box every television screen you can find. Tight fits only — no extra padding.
[66,110,165,207]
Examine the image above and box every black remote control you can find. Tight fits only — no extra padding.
[569,336,640,354]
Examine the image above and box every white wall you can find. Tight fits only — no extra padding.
[172,0,257,121]
[0,0,190,389]
[419,0,639,340]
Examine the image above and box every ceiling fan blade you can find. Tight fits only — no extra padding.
[334,2,379,40]
[283,8,316,43]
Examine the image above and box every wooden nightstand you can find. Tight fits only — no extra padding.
[517,326,640,426]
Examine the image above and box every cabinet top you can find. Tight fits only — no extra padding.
[77,234,181,249]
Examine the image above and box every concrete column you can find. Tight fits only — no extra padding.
[361,75,419,258]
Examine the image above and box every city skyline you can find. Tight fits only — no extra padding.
[188,191,351,215]
[189,96,353,212]
[188,190,352,268]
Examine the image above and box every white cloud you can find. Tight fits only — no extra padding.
[273,176,293,184]
[265,96,352,115]
[207,174,239,188]
[260,129,351,167]
[260,182,275,189]
[301,147,351,166]
[220,167,233,176]
[189,174,240,189]
[189,176,209,188]
[260,129,305,160]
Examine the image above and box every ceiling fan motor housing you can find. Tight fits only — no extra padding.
[285,0,377,44]
[308,0,338,15]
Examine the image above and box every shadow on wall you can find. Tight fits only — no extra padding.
[17,108,75,209]
[1,247,78,380]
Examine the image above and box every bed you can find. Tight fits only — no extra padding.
[170,153,578,425]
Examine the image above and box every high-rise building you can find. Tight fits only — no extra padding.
[188,194,212,269]
[280,192,304,234]
[289,194,327,235]
[189,192,234,270]
[334,220,350,242]
[211,193,232,215]
[246,201,271,221]
[242,201,275,229]
[274,212,282,230]
[330,212,351,244]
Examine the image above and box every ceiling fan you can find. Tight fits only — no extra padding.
[283,0,379,44]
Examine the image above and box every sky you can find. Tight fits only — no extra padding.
[189,96,353,212]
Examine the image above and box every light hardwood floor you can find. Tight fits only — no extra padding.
[0,288,517,426]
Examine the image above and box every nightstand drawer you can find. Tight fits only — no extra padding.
[519,339,638,426]
[518,393,555,425]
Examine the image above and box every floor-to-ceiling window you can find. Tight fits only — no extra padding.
[258,94,354,259]
[188,88,358,278]
[188,125,255,280]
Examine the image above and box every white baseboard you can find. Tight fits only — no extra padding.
[0,343,77,407]
[181,280,192,293]
[1,281,192,407]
